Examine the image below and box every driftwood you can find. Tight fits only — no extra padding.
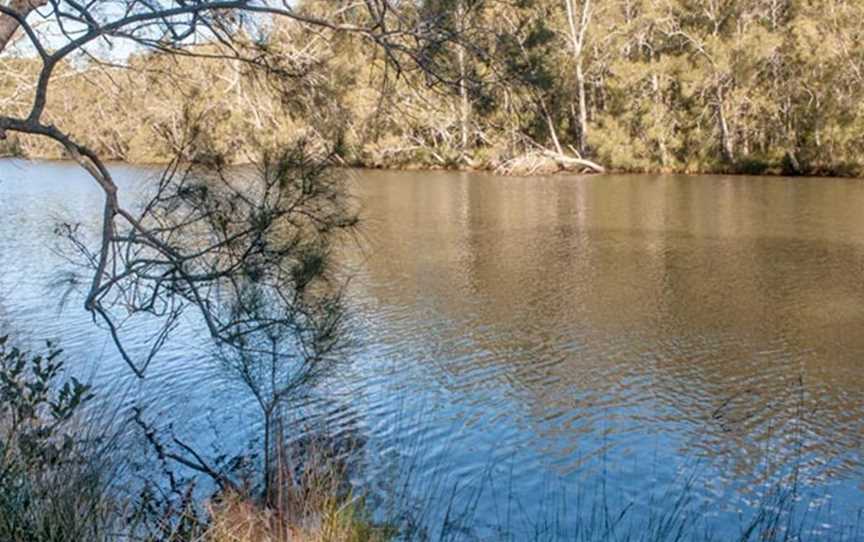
[543,149,605,173]
[496,149,605,176]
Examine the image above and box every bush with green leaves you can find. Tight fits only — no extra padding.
[0,336,115,542]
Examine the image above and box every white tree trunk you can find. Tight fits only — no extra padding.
[651,72,669,166]
[564,0,592,155]
[457,1,470,156]
[717,91,734,162]
[575,61,588,155]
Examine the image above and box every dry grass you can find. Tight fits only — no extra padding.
[201,432,392,542]
[204,491,388,542]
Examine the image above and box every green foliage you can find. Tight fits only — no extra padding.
[0,136,22,157]
[0,337,93,469]
[0,336,111,542]
[2,0,863,176]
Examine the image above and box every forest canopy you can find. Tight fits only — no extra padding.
[2,0,863,177]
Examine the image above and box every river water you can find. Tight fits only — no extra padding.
[1,160,863,539]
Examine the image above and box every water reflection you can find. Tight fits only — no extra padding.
[2,161,864,537]
[347,170,864,517]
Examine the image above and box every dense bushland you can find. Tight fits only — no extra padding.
[2,0,863,176]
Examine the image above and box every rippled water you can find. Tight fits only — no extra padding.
[2,160,863,539]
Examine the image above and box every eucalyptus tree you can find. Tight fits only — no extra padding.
[5,0,864,176]
[562,0,593,155]
[418,0,479,155]
[774,0,864,173]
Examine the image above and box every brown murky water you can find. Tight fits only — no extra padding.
[2,162,863,538]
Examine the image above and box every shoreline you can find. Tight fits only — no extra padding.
[2,154,862,180]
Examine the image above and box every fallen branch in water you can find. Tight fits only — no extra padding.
[495,149,605,176]
[543,149,606,173]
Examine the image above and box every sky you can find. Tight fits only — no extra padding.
[3,1,277,64]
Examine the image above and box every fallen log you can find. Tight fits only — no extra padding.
[495,150,606,176]
[541,149,606,173]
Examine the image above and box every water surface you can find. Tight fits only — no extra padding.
[1,160,863,539]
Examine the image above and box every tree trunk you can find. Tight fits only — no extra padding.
[458,40,470,154]
[543,149,605,173]
[0,0,47,53]
[564,0,592,156]
[575,61,588,155]
[542,100,564,155]
[717,93,734,163]
[651,72,668,167]
[453,0,471,159]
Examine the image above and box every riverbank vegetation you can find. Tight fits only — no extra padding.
[0,335,390,542]
[3,1,864,176]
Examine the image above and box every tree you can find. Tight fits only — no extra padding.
[0,0,457,377]
[0,0,45,51]
[0,0,474,504]
[563,0,593,156]
[5,1,864,177]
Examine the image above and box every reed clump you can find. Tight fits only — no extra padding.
[200,429,391,542]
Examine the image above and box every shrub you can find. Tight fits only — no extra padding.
[0,336,116,542]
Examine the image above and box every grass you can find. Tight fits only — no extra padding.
[0,334,388,542]
[200,426,393,542]
[203,491,389,542]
